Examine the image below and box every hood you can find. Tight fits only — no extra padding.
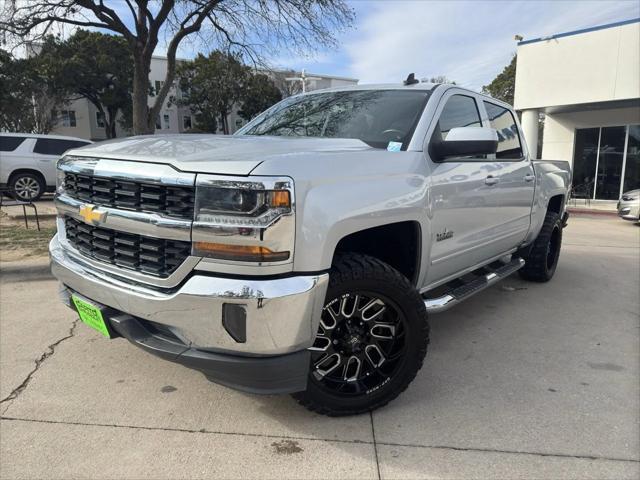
[66,134,375,175]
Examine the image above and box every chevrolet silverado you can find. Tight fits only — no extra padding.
[50,81,571,415]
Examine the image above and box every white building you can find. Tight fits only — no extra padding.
[514,18,640,201]
[51,56,359,141]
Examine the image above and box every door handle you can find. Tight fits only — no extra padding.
[485,175,499,186]
[524,174,535,182]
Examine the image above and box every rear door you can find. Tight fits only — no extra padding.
[33,138,91,186]
[0,136,33,184]
[425,90,505,285]
[477,101,535,261]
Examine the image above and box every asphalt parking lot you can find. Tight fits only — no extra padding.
[0,215,638,479]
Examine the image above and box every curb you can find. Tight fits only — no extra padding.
[5,213,57,221]
[567,208,618,218]
[0,259,53,281]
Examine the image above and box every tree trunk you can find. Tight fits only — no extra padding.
[104,108,113,138]
[221,111,229,135]
[147,41,179,134]
[105,109,117,139]
[132,55,153,135]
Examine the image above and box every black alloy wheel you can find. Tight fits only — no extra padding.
[309,291,408,396]
[519,210,563,282]
[293,253,429,416]
[546,224,561,272]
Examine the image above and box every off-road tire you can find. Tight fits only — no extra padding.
[8,172,45,201]
[292,253,429,416]
[519,210,563,282]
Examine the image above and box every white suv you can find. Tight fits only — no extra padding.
[0,133,92,201]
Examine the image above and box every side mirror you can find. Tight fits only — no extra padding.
[433,127,498,161]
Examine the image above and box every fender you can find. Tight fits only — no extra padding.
[251,149,431,277]
[523,160,572,245]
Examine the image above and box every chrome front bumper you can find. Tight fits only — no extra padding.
[50,235,329,356]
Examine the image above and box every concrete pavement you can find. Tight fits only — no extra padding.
[1,216,638,479]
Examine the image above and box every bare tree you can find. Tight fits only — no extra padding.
[1,1,353,134]
[426,75,456,85]
[270,69,303,98]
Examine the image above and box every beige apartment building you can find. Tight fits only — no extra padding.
[51,56,358,141]
[515,18,640,201]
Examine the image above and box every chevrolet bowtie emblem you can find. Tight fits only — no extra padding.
[78,204,107,225]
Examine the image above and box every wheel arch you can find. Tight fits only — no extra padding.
[547,194,565,214]
[331,221,422,285]
[8,168,47,185]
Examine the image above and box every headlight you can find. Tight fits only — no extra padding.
[192,175,294,263]
[195,185,291,225]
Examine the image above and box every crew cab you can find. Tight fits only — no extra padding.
[49,81,571,416]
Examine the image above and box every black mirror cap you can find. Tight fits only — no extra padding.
[433,139,498,161]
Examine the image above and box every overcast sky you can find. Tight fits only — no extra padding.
[272,0,640,90]
[29,0,640,91]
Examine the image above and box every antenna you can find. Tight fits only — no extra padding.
[404,73,419,86]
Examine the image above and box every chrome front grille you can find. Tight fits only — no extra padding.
[64,217,191,277]
[64,172,195,218]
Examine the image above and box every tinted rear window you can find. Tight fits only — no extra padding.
[34,138,90,156]
[0,136,26,152]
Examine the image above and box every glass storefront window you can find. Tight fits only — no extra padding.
[595,126,626,200]
[572,128,599,199]
[623,125,639,193]
[573,124,640,200]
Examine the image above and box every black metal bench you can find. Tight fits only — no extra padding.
[0,187,41,231]
[570,182,593,207]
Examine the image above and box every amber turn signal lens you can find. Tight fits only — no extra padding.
[193,242,290,262]
[268,190,291,209]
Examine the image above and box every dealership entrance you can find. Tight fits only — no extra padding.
[573,124,640,200]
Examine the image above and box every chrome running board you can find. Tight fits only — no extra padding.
[423,257,525,314]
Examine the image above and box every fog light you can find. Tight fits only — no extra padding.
[222,303,247,343]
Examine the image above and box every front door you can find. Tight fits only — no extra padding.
[425,92,505,285]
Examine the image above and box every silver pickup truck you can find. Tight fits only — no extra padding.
[50,82,571,416]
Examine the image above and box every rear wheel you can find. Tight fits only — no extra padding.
[293,253,429,416]
[519,210,563,282]
[9,172,45,201]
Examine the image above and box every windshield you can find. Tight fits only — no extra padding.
[238,89,431,150]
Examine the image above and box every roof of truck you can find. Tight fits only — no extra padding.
[300,82,515,110]
[305,82,440,95]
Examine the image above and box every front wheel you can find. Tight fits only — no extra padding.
[292,253,429,416]
[519,210,563,282]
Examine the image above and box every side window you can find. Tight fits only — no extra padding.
[96,112,105,128]
[483,101,523,159]
[33,139,90,156]
[437,95,482,140]
[0,136,26,152]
